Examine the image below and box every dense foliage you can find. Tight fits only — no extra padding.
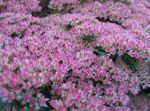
[0,0,150,111]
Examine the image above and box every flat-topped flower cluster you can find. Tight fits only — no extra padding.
[0,0,149,110]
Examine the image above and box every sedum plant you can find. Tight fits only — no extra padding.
[0,0,150,111]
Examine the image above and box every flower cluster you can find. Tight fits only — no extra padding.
[0,0,149,111]
[0,0,40,14]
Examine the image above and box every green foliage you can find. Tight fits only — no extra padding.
[121,53,138,72]
[32,7,59,17]
[110,53,121,63]
[92,80,103,87]
[13,65,20,74]
[139,86,150,98]
[82,34,96,43]
[0,102,4,110]
[80,0,86,4]
[10,32,23,39]
[39,84,53,99]
[65,23,73,30]
[46,7,59,14]
[40,106,53,111]
[93,46,106,56]
[9,99,24,111]
[93,45,138,72]
[39,83,54,110]
[114,0,130,5]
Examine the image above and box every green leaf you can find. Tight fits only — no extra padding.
[121,53,138,72]
[93,46,106,56]
[80,0,86,4]
[39,82,53,99]
[25,108,30,111]
[82,34,95,42]
[47,7,59,14]
[110,54,120,63]
[13,65,20,74]
[10,32,23,39]
[97,46,106,54]
[65,23,73,30]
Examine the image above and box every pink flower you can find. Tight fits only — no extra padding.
[39,96,48,107]
[7,93,14,102]
[0,0,149,110]
[23,82,31,90]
